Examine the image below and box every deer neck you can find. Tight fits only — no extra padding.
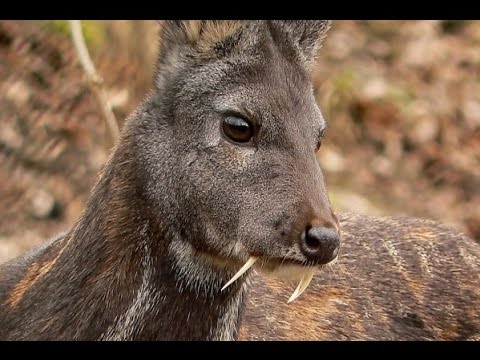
[64,139,248,340]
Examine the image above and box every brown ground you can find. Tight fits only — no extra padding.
[0,20,479,264]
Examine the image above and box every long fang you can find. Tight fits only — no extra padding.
[287,269,315,303]
[221,256,258,291]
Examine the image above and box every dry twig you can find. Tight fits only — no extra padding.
[69,20,120,147]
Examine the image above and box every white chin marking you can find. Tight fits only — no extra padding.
[268,264,314,281]
[221,256,258,291]
[264,263,320,303]
[220,257,320,304]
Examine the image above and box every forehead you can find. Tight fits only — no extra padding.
[215,59,324,134]
[175,28,326,142]
[191,45,320,116]
[185,24,309,91]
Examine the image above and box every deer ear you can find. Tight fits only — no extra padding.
[158,20,246,57]
[270,20,332,66]
[155,20,248,87]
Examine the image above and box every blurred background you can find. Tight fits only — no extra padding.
[1,20,479,264]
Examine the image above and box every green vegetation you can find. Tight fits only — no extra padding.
[44,20,106,49]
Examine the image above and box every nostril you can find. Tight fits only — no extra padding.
[305,235,321,250]
[300,226,340,264]
[304,226,321,250]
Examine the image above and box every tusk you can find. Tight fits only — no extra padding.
[221,256,258,291]
[287,268,315,303]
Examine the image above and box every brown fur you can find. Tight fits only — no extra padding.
[240,213,480,340]
[186,20,243,48]
[5,235,70,307]
[7,261,54,307]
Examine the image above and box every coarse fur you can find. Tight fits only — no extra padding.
[0,20,479,340]
[241,214,480,340]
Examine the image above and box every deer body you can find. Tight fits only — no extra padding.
[241,214,480,340]
[0,133,248,340]
[0,20,479,340]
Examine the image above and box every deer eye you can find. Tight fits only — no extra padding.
[222,116,254,144]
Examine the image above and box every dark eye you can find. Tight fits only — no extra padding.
[222,116,254,144]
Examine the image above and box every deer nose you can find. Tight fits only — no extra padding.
[299,225,340,265]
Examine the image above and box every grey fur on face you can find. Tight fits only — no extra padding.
[134,21,336,280]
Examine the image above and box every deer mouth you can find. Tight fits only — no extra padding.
[221,255,328,303]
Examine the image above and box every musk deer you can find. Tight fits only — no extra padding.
[0,20,479,341]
